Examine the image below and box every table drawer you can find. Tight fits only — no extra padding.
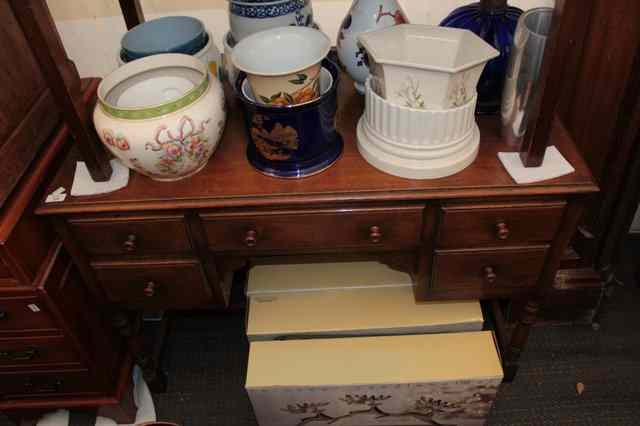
[0,336,81,370]
[0,296,59,335]
[92,259,213,309]
[438,201,565,248]
[0,369,99,398]
[432,247,548,294]
[200,206,424,252]
[67,214,192,257]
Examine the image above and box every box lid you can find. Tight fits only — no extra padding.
[246,331,503,389]
[247,286,483,341]
[246,262,413,296]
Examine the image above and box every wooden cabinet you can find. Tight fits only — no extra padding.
[36,72,598,386]
[0,76,135,421]
[0,1,60,207]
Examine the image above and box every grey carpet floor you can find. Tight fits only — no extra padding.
[2,240,639,425]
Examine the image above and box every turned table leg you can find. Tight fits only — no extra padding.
[503,299,539,382]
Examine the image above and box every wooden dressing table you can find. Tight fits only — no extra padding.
[36,77,598,381]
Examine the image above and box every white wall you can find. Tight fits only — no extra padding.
[47,0,554,78]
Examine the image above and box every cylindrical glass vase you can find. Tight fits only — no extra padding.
[501,8,553,147]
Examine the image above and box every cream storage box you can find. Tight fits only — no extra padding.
[246,261,414,296]
[246,332,503,426]
[246,262,484,340]
[246,286,484,341]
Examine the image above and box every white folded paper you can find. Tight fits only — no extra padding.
[71,159,130,196]
[498,146,575,184]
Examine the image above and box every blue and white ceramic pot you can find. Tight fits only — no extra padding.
[229,0,314,42]
[337,0,408,94]
[236,59,343,179]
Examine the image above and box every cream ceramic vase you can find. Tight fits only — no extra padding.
[336,0,408,94]
[94,54,226,181]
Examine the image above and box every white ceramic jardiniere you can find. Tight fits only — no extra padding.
[232,26,331,106]
[358,24,499,110]
[228,0,314,42]
[94,54,227,181]
[336,0,408,94]
[357,78,480,180]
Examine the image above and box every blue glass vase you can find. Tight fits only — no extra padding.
[441,0,523,114]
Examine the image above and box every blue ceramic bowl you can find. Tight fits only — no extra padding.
[122,16,206,60]
[120,32,210,64]
[236,59,343,178]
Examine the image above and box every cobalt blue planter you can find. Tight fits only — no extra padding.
[441,0,523,115]
[236,59,343,179]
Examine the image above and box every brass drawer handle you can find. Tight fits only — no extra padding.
[245,230,258,248]
[496,222,510,240]
[0,347,39,362]
[143,282,157,298]
[483,266,497,284]
[369,226,383,244]
[123,234,138,252]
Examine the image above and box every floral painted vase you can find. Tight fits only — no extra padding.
[441,0,523,114]
[337,0,408,94]
[94,54,226,181]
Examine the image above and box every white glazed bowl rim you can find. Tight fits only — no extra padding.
[232,27,330,76]
[99,53,209,118]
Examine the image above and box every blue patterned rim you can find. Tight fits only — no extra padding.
[229,0,307,18]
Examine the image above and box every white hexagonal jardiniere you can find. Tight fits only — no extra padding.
[358,24,499,110]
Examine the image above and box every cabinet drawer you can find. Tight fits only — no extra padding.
[438,201,565,248]
[0,336,81,370]
[201,206,424,252]
[432,247,548,295]
[0,296,58,335]
[0,369,99,398]
[92,259,212,309]
[67,214,192,257]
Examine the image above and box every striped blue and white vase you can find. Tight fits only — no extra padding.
[229,0,315,42]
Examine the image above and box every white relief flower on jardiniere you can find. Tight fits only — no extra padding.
[336,0,409,94]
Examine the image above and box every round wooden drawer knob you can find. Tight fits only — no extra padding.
[143,282,157,297]
[0,311,7,321]
[245,230,258,247]
[496,222,510,240]
[369,226,383,244]
[123,234,138,252]
[484,266,497,284]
